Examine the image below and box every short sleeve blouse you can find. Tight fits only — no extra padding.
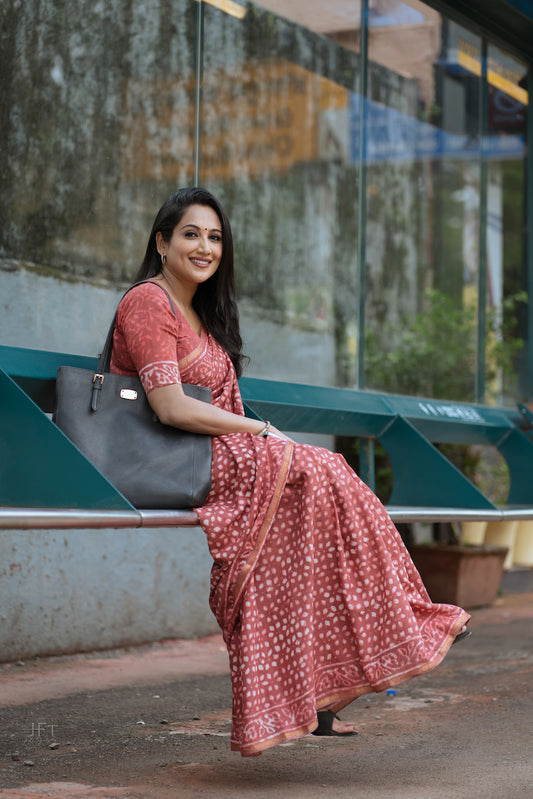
[110,282,183,394]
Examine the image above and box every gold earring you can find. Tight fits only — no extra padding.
[161,254,167,266]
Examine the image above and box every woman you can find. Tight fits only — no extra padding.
[111,187,470,757]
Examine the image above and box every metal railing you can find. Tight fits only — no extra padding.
[3,505,533,530]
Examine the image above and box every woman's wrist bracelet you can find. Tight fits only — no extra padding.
[257,421,271,437]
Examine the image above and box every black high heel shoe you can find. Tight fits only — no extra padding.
[311,710,358,737]
[453,627,472,645]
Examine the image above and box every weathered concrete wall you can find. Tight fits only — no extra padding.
[0,254,332,663]
[0,259,336,380]
[0,526,218,662]
[0,261,123,356]
[0,0,349,659]
[0,0,348,379]
[0,0,196,282]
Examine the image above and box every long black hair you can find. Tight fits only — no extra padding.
[135,187,246,378]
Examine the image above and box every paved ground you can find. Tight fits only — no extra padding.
[1,594,532,799]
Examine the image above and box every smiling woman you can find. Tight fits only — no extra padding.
[110,187,284,438]
[108,185,470,757]
[154,205,223,334]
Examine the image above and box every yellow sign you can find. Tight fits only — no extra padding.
[458,39,528,106]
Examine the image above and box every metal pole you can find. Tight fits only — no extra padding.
[193,1,204,186]
[476,39,488,403]
[525,65,533,401]
[356,0,369,389]
[358,438,376,491]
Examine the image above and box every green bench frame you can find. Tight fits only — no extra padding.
[2,344,533,529]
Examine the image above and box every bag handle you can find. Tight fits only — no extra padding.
[91,280,178,411]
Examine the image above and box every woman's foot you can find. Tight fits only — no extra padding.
[312,710,357,737]
[332,715,358,735]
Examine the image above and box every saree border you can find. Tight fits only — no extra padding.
[226,440,294,636]
[178,328,209,372]
[230,609,469,756]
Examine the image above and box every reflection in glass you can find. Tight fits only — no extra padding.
[485,44,528,403]
[363,3,483,402]
[1,0,529,403]
[200,1,360,387]
[361,3,529,407]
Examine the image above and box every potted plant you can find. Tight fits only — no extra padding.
[407,538,508,608]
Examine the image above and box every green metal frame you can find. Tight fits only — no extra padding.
[240,376,533,510]
[2,344,533,512]
[0,346,134,510]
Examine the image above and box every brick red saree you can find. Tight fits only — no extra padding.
[112,283,470,757]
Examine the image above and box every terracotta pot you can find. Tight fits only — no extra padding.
[408,544,508,608]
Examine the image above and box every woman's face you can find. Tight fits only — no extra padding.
[157,204,223,291]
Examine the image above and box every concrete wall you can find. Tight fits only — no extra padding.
[0,256,334,661]
[0,260,123,356]
[0,0,382,660]
[0,526,218,662]
[0,245,335,662]
[0,256,218,662]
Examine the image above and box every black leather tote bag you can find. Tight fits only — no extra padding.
[54,282,212,509]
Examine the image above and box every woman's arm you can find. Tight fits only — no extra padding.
[148,383,289,439]
[114,285,288,438]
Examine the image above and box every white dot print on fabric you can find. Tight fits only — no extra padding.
[166,334,471,758]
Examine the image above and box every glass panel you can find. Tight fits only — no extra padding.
[363,2,482,403]
[200,1,360,386]
[485,44,528,405]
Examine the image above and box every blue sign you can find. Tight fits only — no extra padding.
[349,94,524,163]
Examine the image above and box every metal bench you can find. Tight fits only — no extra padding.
[2,344,533,530]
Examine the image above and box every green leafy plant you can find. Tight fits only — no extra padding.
[365,288,526,402]
[361,288,527,521]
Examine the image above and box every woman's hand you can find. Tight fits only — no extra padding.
[267,426,292,441]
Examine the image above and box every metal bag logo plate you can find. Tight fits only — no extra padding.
[120,388,138,400]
